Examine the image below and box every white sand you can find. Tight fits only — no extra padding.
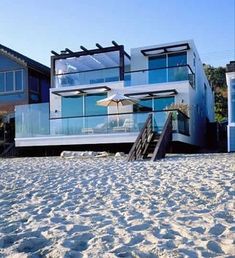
[0,153,234,257]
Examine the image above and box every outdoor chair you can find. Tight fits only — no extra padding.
[113,118,134,132]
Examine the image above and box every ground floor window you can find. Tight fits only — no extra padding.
[62,92,107,118]
[134,96,174,112]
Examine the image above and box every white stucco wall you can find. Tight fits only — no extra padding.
[46,40,215,148]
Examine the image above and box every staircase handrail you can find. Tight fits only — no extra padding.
[127,113,153,161]
[151,112,173,161]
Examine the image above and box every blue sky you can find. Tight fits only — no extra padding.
[0,0,234,67]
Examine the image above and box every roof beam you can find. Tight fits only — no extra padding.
[65,48,74,54]
[51,50,59,56]
[96,43,103,49]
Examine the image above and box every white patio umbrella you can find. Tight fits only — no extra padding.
[96,92,138,126]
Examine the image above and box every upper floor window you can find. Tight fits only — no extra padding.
[0,69,23,94]
[149,52,187,84]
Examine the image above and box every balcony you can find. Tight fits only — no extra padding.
[124,65,195,88]
[53,64,194,89]
[15,103,189,140]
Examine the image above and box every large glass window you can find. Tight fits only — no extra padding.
[154,97,174,110]
[85,93,107,116]
[149,55,167,83]
[168,52,187,81]
[168,52,187,66]
[62,95,83,118]
[61,93,107,118]
[134,96,174,112]
[148,52,187,84]
[134,98,153,112]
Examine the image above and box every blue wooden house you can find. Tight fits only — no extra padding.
[0,44,50,146]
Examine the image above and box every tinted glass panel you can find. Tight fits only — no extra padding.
[149,55,167,83]
[0,73,4,92]
[134,98,152,112]
[55,51,120,75]
[85,93,107,116]
[168,52,187,66]
[154,97,174,111]
[15,70,23,91]
[149,55,166,69]
[168,66,188,82]
[6,71,13,91]
[62,96,83,117]
[168,52,187,82]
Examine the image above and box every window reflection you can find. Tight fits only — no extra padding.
[148,52,187,84]
[61,93,107,118]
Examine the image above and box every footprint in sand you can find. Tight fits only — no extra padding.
[207,240,224,254]
[112,246,133,257]
[0,234,18,248]
[126,234,144,246]
[62,233,94,252]
[190,226,206,234]
[16,236,49,253]
[68,224,91,234]
[127,222,151,232]
[208,223,226,236]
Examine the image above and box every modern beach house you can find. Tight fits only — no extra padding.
[226,61,235,152]
[15,40,214,158]
[0,44,50,154]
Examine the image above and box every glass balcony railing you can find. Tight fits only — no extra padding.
[15,103,50,138]
[53,65,194,88]
[54,67,120,88]
[124,65,195,88]
[15,103,189,138]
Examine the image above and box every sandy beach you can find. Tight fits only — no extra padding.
[0,153,234,257]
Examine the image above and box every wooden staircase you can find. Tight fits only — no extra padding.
[128,112,172,161]
[142,133,160,159]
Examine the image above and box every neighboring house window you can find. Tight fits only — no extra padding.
[0,73,4,92]
[0,69,23,93]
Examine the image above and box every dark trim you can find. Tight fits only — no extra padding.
[51,50,59,56]
[119,46,125,81]
[125,89,178,97]
[141,43,190,56]
[124,64,194,75]
[51,45,123,60]
[65,48,74,54]
[52,86,111,96]
[96,43,103,49]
